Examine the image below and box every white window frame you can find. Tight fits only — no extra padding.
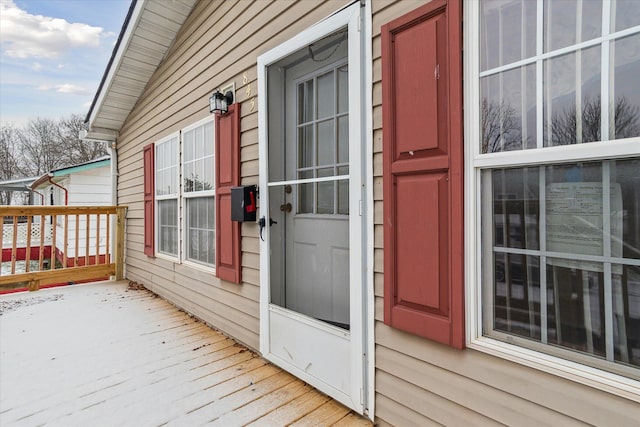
[180,116,216,272]
[155,132,180,262]
[464,0,640,400]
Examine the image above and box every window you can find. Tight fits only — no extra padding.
[154,118,215,268]
[296,63,350,215]
[473,0,640,380]
[155,134,179,258]
[183,120,215,267]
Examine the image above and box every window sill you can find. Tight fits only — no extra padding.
[182,259,216,275]
[468,336,640,403]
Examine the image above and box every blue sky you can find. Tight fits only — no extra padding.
[0,0,131,127]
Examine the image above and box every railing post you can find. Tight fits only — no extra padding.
[115,207,126,281]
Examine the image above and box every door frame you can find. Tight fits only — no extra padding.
[257,1,374,417]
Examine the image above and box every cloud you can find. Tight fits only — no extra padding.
[36,83,89,95]
[0,0,104,59]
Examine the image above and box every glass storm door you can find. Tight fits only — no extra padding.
[258,4,364,413]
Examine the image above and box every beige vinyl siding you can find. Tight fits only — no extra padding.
[117,0,350,351]
[371,1,638,426]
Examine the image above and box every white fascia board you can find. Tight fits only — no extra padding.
[87,0,147,131]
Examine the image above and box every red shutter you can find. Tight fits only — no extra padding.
[215,105,241,283]
[143,143,155,257]
[382,0,464,349]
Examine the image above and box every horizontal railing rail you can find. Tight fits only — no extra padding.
[0,206,127,291]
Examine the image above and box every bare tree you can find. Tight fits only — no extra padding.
[18,118,66,176]
[547,96,639,145]
[58,114,108,164]
[481,99,524,153]
[0,125,23,205]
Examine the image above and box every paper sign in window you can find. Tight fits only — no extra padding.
[546,182,623,273]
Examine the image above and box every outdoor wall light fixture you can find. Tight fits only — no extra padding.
[209,90,234,114]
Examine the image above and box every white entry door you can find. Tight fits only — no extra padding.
[258,3,365,413]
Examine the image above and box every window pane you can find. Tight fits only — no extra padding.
[546,163,608,262]
[158,199,178,256]
[337,65,348,114]
[298,125,314,168]
[184,162,194,192]
[317,71,334,119]
[615,158,640,260]
[317,168,334,214]
[156,139,178,196]
[483,158,640,376]
[338,116,349,163]
[612,33,640,140]
[317,119,334,166]
[545,262,607,359]
[480,0,536,71]
[337,166,349,215]
[615,265,640,367]
[297,170,313,214]
[298,80,313,124]
[203,164,214,191]
[204,121,214,157]
[186,197,215,266]
[493,252,541,340]
[184,131,194,162]
[544,0,602,53]
[194,126,204,159]
[491,167,539,249]
[613,0,640,32]
[481,64,536,152]
[543,45,601,146]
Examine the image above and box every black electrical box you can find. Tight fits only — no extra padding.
[231,185,257,222]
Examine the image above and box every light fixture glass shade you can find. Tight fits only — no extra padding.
[209,90,227,114]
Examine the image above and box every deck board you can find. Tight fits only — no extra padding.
[0,281,371,426]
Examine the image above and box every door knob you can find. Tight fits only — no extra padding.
[280,203,292,213]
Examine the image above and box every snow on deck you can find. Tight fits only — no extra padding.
[0,281,371,426]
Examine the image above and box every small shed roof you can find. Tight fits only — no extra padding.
[31,157,111,190]
[0,176,38,192]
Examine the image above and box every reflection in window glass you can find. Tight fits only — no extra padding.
[612,34,640,140]
[183,121,214,192]
[156,138,178,196]
[317,71,334,119]
[543,46,601,146]
[544,0,602,53]
[481,64,536,152]
[613,0,640,32]
[491,167,540,249]
[480,0,536,71]
[482,159,640,374]
[479,0,640,153]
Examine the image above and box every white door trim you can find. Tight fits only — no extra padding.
[257,1,372,416]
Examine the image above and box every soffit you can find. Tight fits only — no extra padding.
[84,0,197,141]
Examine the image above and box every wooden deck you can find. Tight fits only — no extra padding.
[0,281,372,426]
